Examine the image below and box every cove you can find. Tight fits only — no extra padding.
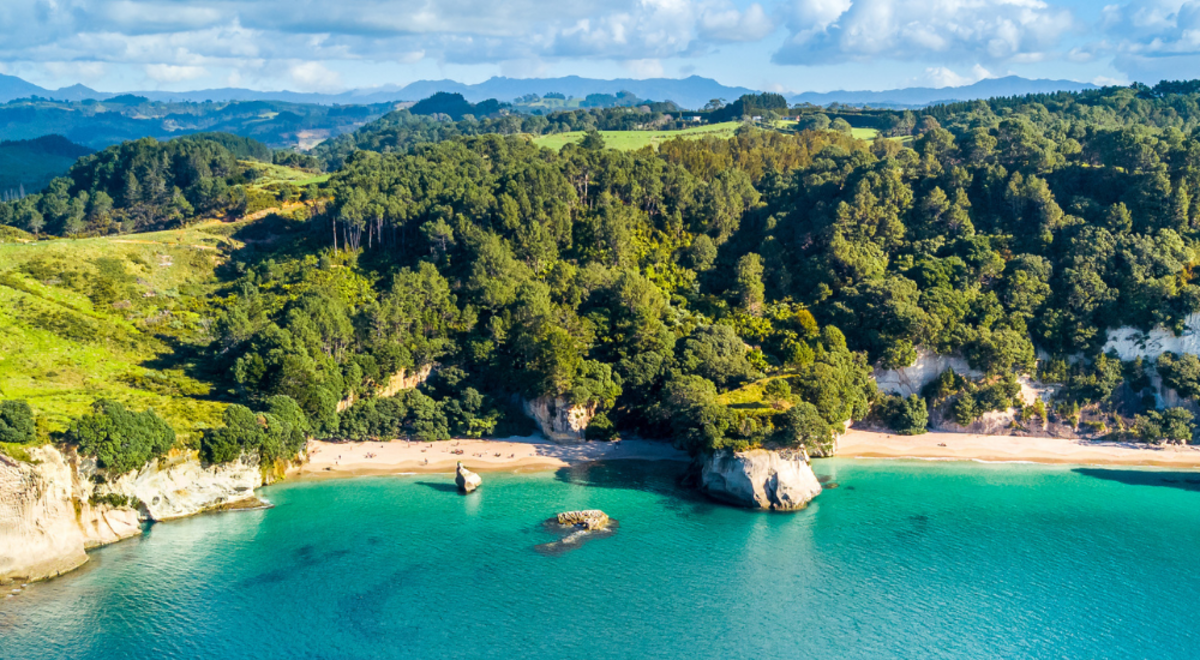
[4,459,1200,659]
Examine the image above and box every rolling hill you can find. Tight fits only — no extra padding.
[0,135,92,196]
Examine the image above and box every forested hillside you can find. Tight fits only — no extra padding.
[11,82,1200,471]
[0,135,91,196]
[312,104,702,169]
[0,96,390,150]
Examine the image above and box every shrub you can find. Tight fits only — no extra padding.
[0,400,36,444]
[881,394,928,435]
[1135,407,1196,445]
[202,396,309,464]
[68,400,176,474]
[763,379,792,405]
[774,401,834,454]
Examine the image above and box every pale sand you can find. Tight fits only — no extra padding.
[292,437,690,478]
[839,429,1200,469]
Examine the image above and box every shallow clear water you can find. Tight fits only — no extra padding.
[5,459,1200,659]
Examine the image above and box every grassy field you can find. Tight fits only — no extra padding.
[245,161,331,187]
[773,120,881,141]
[716,375,795,411]
[532,121,744,151]
[0,221,249,440]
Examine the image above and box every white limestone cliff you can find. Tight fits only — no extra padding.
[1,446,268,584]
[699,448,822,511]
[873,349,983,398]
[523,397,597,444]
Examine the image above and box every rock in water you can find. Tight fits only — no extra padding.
[455,462,481,494]
[555,509,609,530]
[699,449,822,511]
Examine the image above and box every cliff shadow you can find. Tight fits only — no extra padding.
[414,481,461,494]
[551,460,721,517]
[1073,468,1200,493]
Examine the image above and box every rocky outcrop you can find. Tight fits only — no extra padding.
[700,449,822,511]
[522,397,597,444]
[1104,314,1200,361]
[337,364,436,412]
[1,445,269,584]
[95,450,263,521]
[455,462,481,494]
[377,364,435,398]
[556,510,609,530]
[0,446,91,583]
[874,349,983,397]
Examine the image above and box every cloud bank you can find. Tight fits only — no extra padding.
[0,0,1194,90]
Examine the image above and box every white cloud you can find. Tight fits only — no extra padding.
[289,61,343,92]
[1097,1,1200,81]
[919,64,995,88]
[624,58,666,78]
[699,3,776,42]
[774,0,1075,66]
[0,0,779,69]
[144,63,207,83]
[42,61,108,82]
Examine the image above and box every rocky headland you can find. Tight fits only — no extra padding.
[1,445,272,584]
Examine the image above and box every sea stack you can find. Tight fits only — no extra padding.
[699,449,822,511]
[455,462,481,494]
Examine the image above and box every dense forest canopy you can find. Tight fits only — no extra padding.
[15,81,1200,471]
[311,105,706,169]
[0,95,392,150]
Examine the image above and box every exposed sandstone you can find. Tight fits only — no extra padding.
[522,396,596,444]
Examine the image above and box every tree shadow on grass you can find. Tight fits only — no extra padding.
[1073,468,1200,493]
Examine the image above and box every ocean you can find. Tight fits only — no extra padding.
[4,459,1200,659]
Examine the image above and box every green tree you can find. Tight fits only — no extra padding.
[883,394,928,435]
[0,401,36,444]
[735,253,765,312]
[681,325,760,388]
[774,401,834,453]
[68,400,175,474]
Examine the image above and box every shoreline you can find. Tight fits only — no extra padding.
[288,429,1200,482]
[288,436,691,479]
[837,429,1200,470]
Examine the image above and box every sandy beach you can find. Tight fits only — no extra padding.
[292,436,690,478]
[839,428,1200,469]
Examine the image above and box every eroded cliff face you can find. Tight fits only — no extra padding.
[874,350,983,398]
[699,449,822,511]
[96,450,263,521]
[337,364,436,412]
[0,446,90,583]
[0,446,266,584]
[523,397,597,444]
[1104,315,1200,361]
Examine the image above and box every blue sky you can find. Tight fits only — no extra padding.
[1,0,1198,94]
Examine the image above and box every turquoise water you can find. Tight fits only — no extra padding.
[4,459,1200,659]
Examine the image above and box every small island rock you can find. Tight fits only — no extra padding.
[556,510,609,530]
[455,462,481,493]
[700,449,822,511]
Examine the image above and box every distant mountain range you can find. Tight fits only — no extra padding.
[0,72,1101,111]
[790,76,1099,107]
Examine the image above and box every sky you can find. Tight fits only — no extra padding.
[1,0,1200,94]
